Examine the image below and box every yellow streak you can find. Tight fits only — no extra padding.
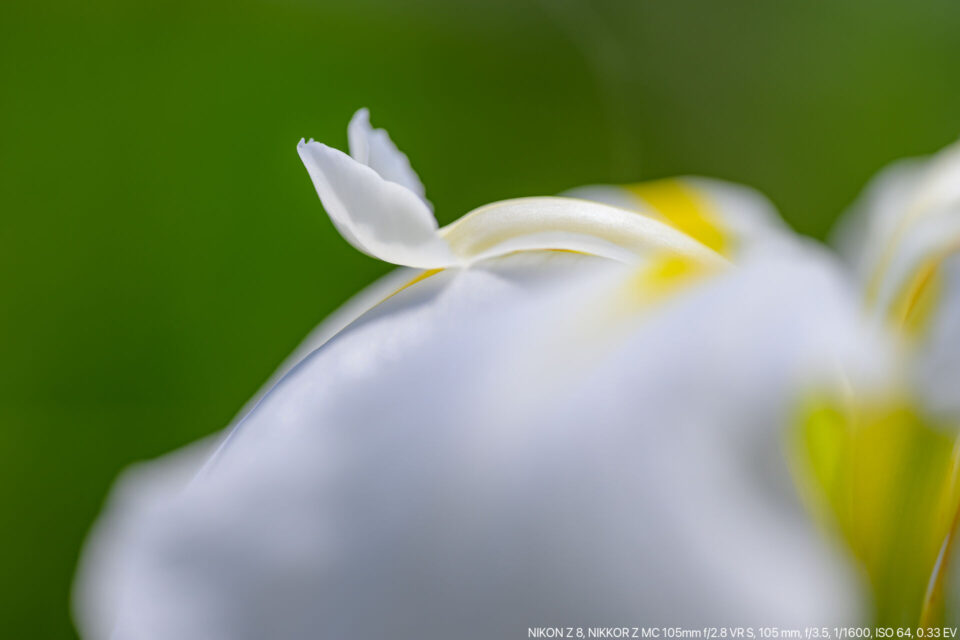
[794,396,958,626]
[626,253,715,307]
[919,436,960,628]
[891,258,942,336]
[380,268,444,303]
[627,179,729,255]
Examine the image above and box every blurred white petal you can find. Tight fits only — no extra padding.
[831,158,928,283]
[232,252,638,431]
[74,244,881,639]
[229,266,420,424]
[911,253,960,419]
[834,141,960,420]
[218,251,630,458]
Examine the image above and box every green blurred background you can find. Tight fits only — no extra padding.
[3,0,960,636]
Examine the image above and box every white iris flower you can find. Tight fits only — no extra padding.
[73,112,960,639]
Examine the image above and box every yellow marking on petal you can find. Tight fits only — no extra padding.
[792,395,960,626]
[627,179,729,255]
[919,438,960,628]
[891,258,942,336]
[381,268,444,302]
[866,205,960,311]
[866,215,922,307]
[625,253,718,308]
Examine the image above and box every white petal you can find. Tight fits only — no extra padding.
[563,177,787,257]
[910,252,960,419]
[210,251,627,461]
[686,177,789,246]
[834,141,960,302]
[227,252,631,443]
[347,108,430,207]
[73,438,219,640]
[297,140,456,268]
[831,157,928,283]
[228,266,420,426]
[75,247,877,639]
[834,141,960,422]
[870,207,960,320]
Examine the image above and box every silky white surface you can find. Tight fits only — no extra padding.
[228,267,419,427]
[214,252,627,459]
[74,246,881,640]
[441,197,723,266]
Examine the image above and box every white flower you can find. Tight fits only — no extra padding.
[75,111,907,640]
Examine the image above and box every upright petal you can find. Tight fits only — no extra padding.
[347,108,430,207]
[297,140,456,268]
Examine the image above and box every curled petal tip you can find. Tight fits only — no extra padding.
[298,138,455,269]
